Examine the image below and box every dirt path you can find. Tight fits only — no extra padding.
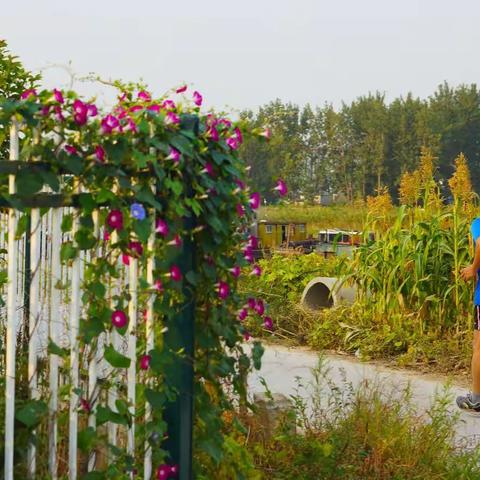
[247,344,480,448]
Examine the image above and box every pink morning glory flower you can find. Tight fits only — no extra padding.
[154,279,163,292]
[54,105,65,122]
[64,145,77,156]
[95,145,106,162]
[106,210,123,230]
[244,249,254,264]
[137,91,151,102]
[53,88,64,104]
[155,218,169,236]
[243,331,251,341]
[193,90,203,106]
[218,118,232,128]
[201,163,214,177]
[165,111,180,125]
[167,234,182,248]
[111,310,128,328]
[247,298,256,310]
[170,464,179,477]
[255,300,265,316]
[139,354,151,370]
[274,179,288,197]
[73,99,87,115]
[129,105,143,113]
[20,88,37,100]
[249,192,261,210]
[230,266,241,278]
[226,137,239,150]
[260,128,271,139]
[166,147,181,163]
[128,241,143,257]
[156,465,171,480]
[130,203,146,220]
[74,112,87,126]
[40,105,50,116]
[87,104,98,117]
[100,114,120,134]
[234,127,243,144]
[234,179,245,191]
[251,265,262,276]
[170,265,182,282]
[176,85,187,93]
[103,230,110,242]
[162,99,176,110]
[263,316,274,331]
[147,104,161,113]
[125,118,138,132]
[122,254,130,266]
[236,204,245,217]
[80,398,91,413]
[247,235,258,249]
[238,308,248,321]
[207,127,219,142]
[218,281,230,300]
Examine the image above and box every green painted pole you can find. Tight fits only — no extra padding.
[163,115,198,479]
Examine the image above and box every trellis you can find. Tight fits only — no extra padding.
[1,120,194,479]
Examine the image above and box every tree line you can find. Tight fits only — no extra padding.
[240,82,480,203]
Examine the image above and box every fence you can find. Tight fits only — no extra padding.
[0,119,193,479]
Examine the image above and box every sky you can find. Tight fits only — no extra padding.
[2,0,480,113]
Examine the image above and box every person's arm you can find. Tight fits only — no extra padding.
[461,237,480,281]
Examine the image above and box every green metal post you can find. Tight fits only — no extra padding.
[163,115,198,479]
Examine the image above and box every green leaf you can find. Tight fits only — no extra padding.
[40,169,60,192]
[170,135,194,157]
[104,345,131,369]
[80,317,105,344]
[252,341,264,370]
[165,177,183,196]
[48,339,68,358]
[79,194,96,213]
[63,155,83,175]
[15,214,29,239]
[78,427,96,452]
[16,400,48,428]
[145,388,166,409]
[60,241,77,262]
[134,218,151,244]
[61,213,73,233]
[96,405,129,427]
[16,169,43,195]
[105,139,128,165]
[75,228,96,250]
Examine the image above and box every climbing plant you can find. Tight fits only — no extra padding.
[0,84,286,478]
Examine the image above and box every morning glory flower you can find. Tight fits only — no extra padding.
[137,91,151,101]
[106,209,123,230]
[64,145,77,156]
[139,354,151,370]
[230,266,241,278]
[234,127,243,144]
[87,104,98,117]
[162,99,176,110]
[255,300,265,316]
[176,85,187,93]
[155,218,169,236]
[193,90,203,106]
[128,241,143,257]
[236,204,245,217]
[167,234,182,248]
[95,145,105,162]
[170,265,182,282]
[111,310,127,328]
[249,192,261,209]
[260,128,271,139]
[165,111,180,125]
[20,88,37,100]
[238,308,248,321]
[274,179,288,197]
[130,203,146,220]
[226,137,239,150]
[251,265,262,276]
[218,281,230,299]
[166,146,181,163]
[263,316,274,331]
[53,88,64,104]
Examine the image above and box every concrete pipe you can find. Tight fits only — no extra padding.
[301,277,356,310]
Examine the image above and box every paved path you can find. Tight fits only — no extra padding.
[247,344,480,448]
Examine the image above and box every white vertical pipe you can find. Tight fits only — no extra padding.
[144,229,155,480]
[68,208,81,479]
[27,208,41,477]
[108,227,119,452]
[48,208,62,479]
[87,210,99,472]
[127,257,138,462]
[4,119,19,480]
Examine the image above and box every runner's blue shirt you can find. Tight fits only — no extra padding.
[471,218,480,305]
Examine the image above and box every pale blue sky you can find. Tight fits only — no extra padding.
[2,0,480,112]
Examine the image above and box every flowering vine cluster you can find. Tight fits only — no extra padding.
[1,84,286,477]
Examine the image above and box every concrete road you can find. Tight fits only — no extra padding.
[247,344,480,448]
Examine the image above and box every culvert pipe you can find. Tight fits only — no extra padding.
[301,277,356,310]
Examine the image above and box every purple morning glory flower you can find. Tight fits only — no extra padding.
[130,203,146,220]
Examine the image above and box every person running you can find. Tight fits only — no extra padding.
[456,217,480,413]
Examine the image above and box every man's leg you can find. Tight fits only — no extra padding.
[472,330,480,398]
[457,306,480,412]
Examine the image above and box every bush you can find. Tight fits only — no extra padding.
[245,358,480,479]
